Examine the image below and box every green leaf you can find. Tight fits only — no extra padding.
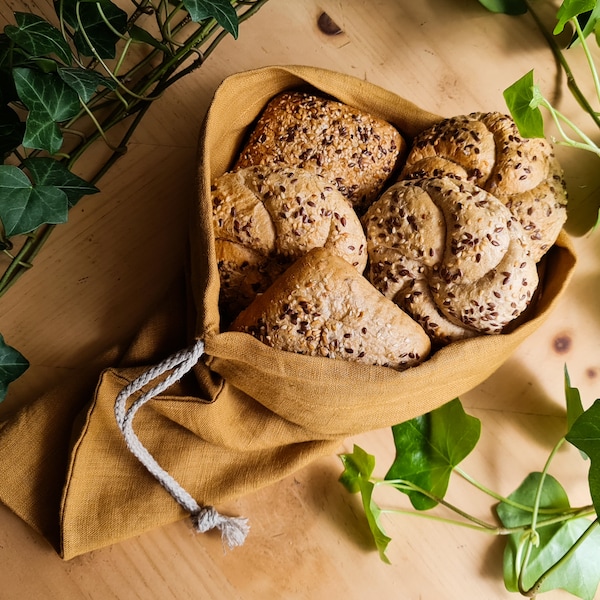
[358,478,392,564]
[128,25,171,54]
[497,473,600,599]
[0,105,25,155]
[23,157,99,207]
[57,66,115,103]
[338,445,391,562]
[339,444,376,493]
[555,0,596,35]
[477,0,528,15]
[0,164,68,236]
[182,0,239,38]
[0,335,28,402]
[13,66,80,153]
[385,398,481,510]
[566,399,600,515]
[565,365,585,432]
[5,12,72,65]
[56,0,128,59]
[503,70,546,138]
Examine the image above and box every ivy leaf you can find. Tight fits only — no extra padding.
[0,335,29,402]
[566,399,600,515]
[555,0,596,35]
[23,157,99,207]
[56,0,128,59]
[0,105,25,155]
[128,25,171,54]
[57,66,116,103]
[182,0,239,38]
[503,70,546,138]
[13,66,80,154]
[358,478,392,564]
[0,164,68,236]
[565,365,585,432]
[384,398,481,510]
[477,0,528,15]
[339,445,391,563]
[497,472,600,599]
[5,12,72,65]
[339,444,375,493]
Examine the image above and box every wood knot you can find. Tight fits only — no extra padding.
[317,12,343,36]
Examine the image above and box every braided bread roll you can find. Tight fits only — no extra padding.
[364,177,539,345]
[400,112,568,261]
[212,165,367,320]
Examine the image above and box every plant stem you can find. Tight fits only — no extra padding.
[521,518,600,597]
[525,0,600,130]
[517,437,566,595]
[454,466,593,516]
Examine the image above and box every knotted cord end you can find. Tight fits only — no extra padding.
[191,505,250,549]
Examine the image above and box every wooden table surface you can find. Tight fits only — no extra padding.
[1,1,600,598]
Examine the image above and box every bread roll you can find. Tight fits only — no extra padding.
[235,91,406,213]
[231,248,431,370]
[400,112,567,261]
[364,177,539,345]
[212,165,367,319]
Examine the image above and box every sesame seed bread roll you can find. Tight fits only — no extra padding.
[234,91,406,214]
[364,177,539,346]
[400,112,567,261]
[230,247,431,370]
[212,165,368,320]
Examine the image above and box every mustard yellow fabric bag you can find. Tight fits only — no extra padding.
[0,66,577,560]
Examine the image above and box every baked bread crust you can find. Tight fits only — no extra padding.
[212,165,367,318]
[400,112,568,261]
[364,177,539,345]
[230,247,431,370]
[234,91,406,213]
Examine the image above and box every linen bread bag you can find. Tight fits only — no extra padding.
[0,65,576,560]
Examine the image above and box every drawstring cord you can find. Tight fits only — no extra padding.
[114,339,249,549]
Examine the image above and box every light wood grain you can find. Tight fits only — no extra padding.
[1,1,600,598]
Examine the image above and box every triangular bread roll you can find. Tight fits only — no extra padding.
[231,247,431,370]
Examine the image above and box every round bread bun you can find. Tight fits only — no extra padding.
[212,165,368,320]
[363,177,539,345]
[231,247,431,370]
[400,112,568,261]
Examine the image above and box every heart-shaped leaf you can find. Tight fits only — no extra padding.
[57,66,116,103]
[0,335,28,402]
[497,472,600,600]
[23,157,99,207]
[182,0,239,38]
[385,398,481,510]
[0,164,68,236]
[503,70,545,138]
[56,0,128,59]
[566,399,600,515]
[5,12,72,64]
[13,66,80,153]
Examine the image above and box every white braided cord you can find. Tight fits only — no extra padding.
[114,339,249,548]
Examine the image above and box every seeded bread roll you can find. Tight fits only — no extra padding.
[212,165,368,320]
[234,91,406,214]
[230,247,431,370]
[400,112,567,261]
[364,177,539,346]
